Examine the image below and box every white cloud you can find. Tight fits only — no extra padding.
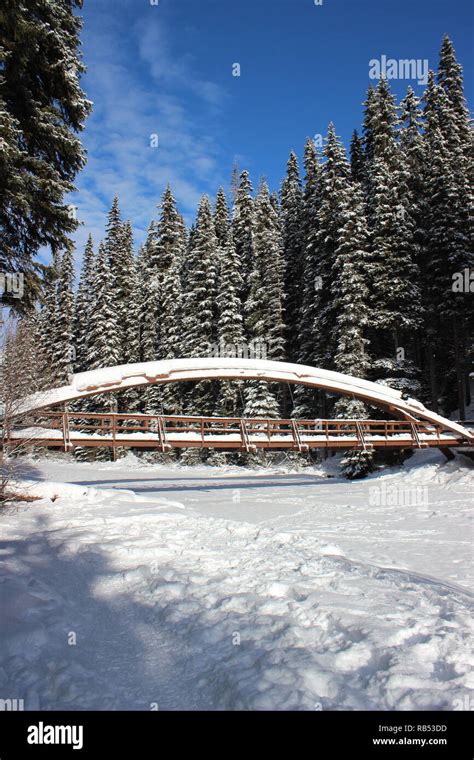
[67,8,231,271]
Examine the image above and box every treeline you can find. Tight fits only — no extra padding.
[15,36,473,430]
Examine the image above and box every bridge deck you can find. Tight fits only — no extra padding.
[5,412,472,453]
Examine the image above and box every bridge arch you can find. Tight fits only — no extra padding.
[10,358,473,442]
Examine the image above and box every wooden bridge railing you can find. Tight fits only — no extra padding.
[5,410,470,453]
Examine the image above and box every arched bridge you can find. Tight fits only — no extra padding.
[5,358,474,453]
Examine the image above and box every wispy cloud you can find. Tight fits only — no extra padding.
[136,18,227,108]
[68,6,231,267]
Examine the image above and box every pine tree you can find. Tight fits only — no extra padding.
[438,35,473,162]
[154,188,185,414]
[230,160,239,203]
[364,78,422,394]
[38,249,62,383]
[244,181,285,418]
[0,0,91,279]
[138,189,185,414]
[216,235,244,416]
[116,221,139,364]
[182,195,218,415]
[349,129,365,184]
[293,137,323,417]
[214,187,231,249]
[332,181,372,418]
[74,235,95,374]
[115,221,141,412]
[53,244,75,387]
[280,150,304,363]
[436,37,473,416]
[86,241,121,412]
[362,86,378,164]
[313,124,351,371]
[232,170,255,305]
[138,222,160,369]
[421,69,472,416]
[213,189,244,415]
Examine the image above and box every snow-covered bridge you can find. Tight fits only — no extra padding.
[5,359,473,453]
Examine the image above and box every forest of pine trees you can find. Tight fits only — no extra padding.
[10,37,473,459]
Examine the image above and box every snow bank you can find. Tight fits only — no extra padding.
[0,454,472,711]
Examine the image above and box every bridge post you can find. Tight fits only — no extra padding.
[62,409,71,453]
[112,415,117,461]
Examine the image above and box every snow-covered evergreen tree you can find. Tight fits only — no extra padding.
[421,68,472,415]
[86,241,121,412]
[244,181,285,418]
[214,187,231,249]
[52,244,75,386]
[436,37,473,416]
[293,137,323,417]
[138,222,160,369]
[312,124,351,373]
[154,188,185,414]
[232,170,255,305]
[0,0,91,282]
[182,195,218,415]
[38,249,62,384]
[332,181,372,419]
[214,190,245,416]
[364,78,422,394]
[74,235,95,374]
[280,151,304,363]
[138,188,185,414]
[115,221,139,363]
[349,129,365,184]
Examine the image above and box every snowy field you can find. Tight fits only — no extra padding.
[0,450,473,711]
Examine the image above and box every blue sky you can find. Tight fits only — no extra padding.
[68,0,473,262]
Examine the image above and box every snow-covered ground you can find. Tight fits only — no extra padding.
[0,450,472,711]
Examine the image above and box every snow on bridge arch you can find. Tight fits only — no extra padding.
[9,358,474,441]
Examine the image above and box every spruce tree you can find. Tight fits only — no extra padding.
[86,241,121,413]
[214,190,244,416]
[436,37,473,416]
[216,232,244,416]
[332,181,372,418]
[293,137,323,417]
[280,150,304,363]
[313,124,351,371]
[244,181,285,418]
[116,221,141,412]
[421,70,472,416]
[138,222,160,371]
[154,188,185,414]
[0,0,91,279]
[53,244,75,387]
[364,78,422,394]
[182,195,218,415]
[138,189,185,414]
[38,249,61,382]
[349,129,365,184]
[232,170,255,305]
[74,235,95,374]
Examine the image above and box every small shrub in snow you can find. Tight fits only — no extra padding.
[341,449,375,479]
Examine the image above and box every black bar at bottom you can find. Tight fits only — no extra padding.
[0,710,471,758]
